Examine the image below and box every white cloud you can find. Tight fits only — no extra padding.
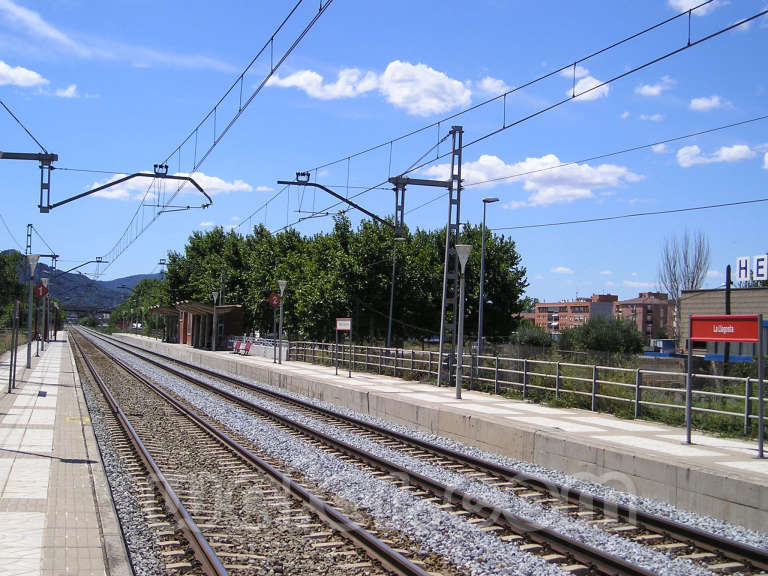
[668,0,722,16]
[90,171,252,201]
[424,153,641,208]
[600,270,613,276]
[551,266,574,275]
[379,60,471,116]
[477,76,510,96]
[651,143,669,154]
[763,152,768,170]
[640,113,664,122]
[231,216,240,222]
[623,280,656,289]
[256,185,275,192]
[267,68,378,100]
[676,144,756,167]
[620,111,630,119]
[55,84,79,98]
[604,281,618,288]
[0,59,47,87]
[0,0,233,71]
[631,272,638,277]
[199,221,214,227]
[689,95,725,111]
[635,75,674,96]
[268,60,471,117]
[706,269,722,278]
[570,75,610,101]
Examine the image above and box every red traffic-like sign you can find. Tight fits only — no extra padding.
[34,283,48,298]
[268,293,281,308]
[690,314,760,343]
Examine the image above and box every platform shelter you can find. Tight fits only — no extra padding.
[176,300,244,350]
[147,305,179,343]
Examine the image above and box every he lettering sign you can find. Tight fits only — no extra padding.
[736,255,768,282]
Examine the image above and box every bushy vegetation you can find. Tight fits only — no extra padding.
[515,324,552,347]
[557,316,644,354]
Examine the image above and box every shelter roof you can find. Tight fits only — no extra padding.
[175,300,242,316]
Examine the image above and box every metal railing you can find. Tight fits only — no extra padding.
[288,341,765,439]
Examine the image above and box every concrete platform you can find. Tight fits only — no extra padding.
[0,335,131,576]
[118,333,768,533]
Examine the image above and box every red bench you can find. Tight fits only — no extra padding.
[241,341,252,356]
[232,341,242,354]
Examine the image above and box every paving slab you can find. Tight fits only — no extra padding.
[0,335,132,576]
[119,333,768,532]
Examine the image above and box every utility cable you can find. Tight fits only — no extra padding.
[402,113,768,216]
[32,225,57,257]
[302,0,720,176]
[270,6,767,233]
[492,197,768,231]
[0,98,48,153]
[0,213,23,251]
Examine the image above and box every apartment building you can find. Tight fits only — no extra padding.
[614,292,672,340]
[534,294,617,333]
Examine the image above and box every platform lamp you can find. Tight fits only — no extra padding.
[211,291,219,351]
[40,278,49,352]
[477,197,499,358]
[26,254,40,368]
[455,244,472,400]
[278,280,287,364]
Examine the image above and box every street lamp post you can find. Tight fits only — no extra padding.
[26,254,39,368]
[455,244,472,400]
[130,308,134,335]
[211,291,219,351]
[278,280,287,365]
[477,197,499,358]
[41,278,49,351]
[386,236,406,349]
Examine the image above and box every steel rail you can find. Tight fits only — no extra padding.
[70,334,229,576]
[88,331,655,576]
[77,330,431,576]
[93,329,768,572]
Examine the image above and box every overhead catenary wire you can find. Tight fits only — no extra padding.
[0,98,48,153]
[0,213,23,251]
[402,113,768,216]
[492,197,768,231]
[265,5,768,233]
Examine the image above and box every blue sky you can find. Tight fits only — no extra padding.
[1,0,766,302]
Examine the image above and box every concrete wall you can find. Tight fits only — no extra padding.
[116,334,767,532]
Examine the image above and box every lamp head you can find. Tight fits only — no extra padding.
[482,197,500,204]
[278,279,287,295]
[41,278,49,287]
[27,254,40,275]
[455,244,472,273]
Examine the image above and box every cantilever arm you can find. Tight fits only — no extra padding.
[277,179,394,230]
[47,173,213,211]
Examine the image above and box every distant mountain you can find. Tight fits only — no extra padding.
[7,250,161,311]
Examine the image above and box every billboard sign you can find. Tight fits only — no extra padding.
[690,314,760,343]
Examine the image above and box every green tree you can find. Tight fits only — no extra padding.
[0,251,24,329]
[559,316,644,354]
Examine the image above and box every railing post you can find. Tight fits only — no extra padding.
[393,348,398,377]
[378,348,382,374]
[745,377,752,436]
[410,349,414,373]
[494,355,499,395]
[591,365,598,411]
[312,343,315,364]
[365,347,369,371]
[555,362,561,400]
[635,370,642,419]
[522,359,528,399]
[428,351,432,378]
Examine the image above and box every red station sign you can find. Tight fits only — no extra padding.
[690,314,760,343]
[268,293,281,308]
[34,283,48,298]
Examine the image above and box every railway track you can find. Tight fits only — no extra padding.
[72,332,441,576]
[86,329,768,575]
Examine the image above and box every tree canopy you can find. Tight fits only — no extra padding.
[557,316,644,354]
[161,217,529,343]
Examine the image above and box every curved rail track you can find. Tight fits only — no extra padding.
[84,329,768,575]
[72,331,437,576]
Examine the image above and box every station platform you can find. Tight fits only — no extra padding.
[118,333,767,533]
[0,335,130,576]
